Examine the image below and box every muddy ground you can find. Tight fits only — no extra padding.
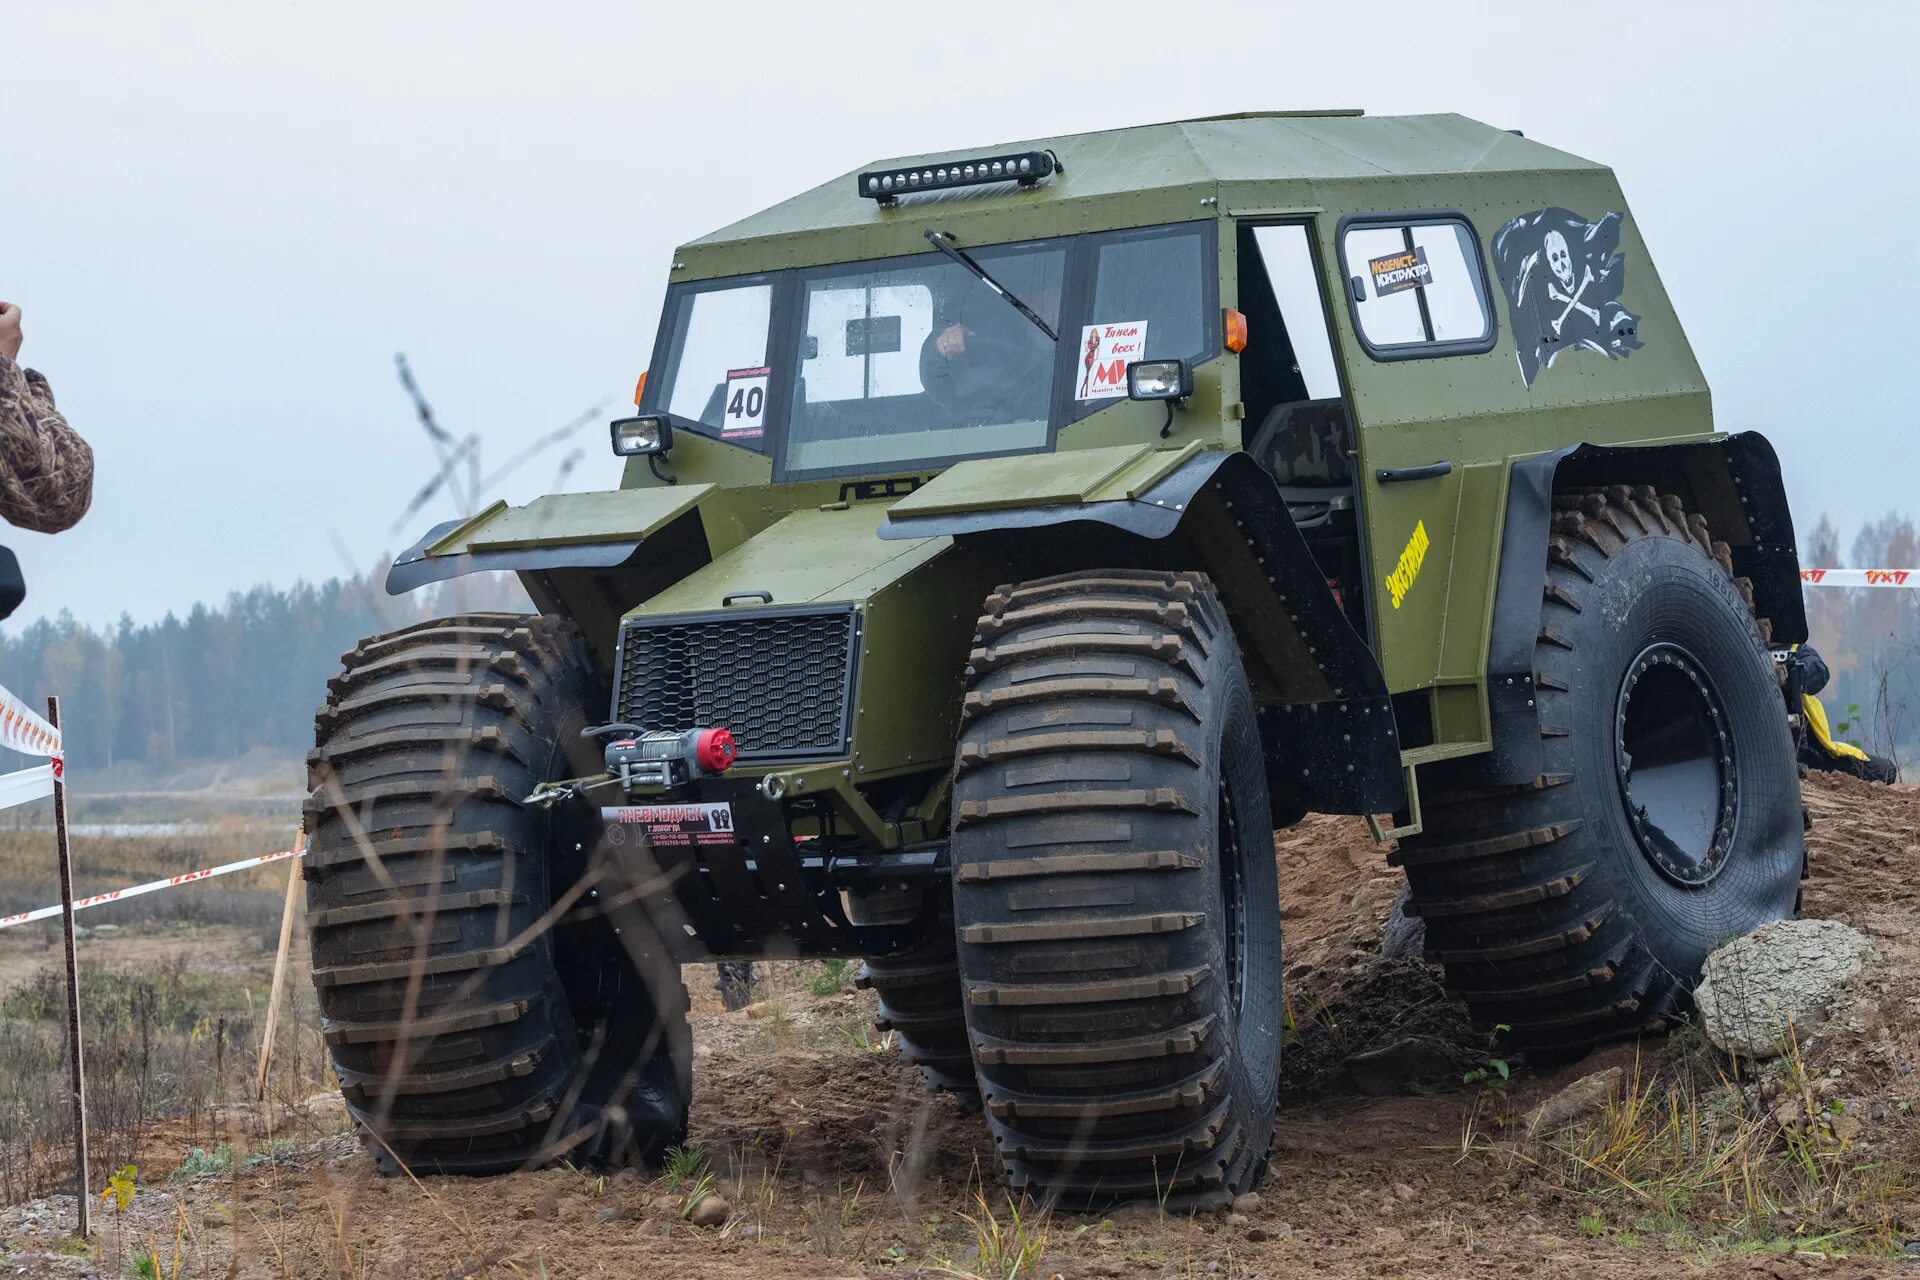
[4,773,1920,1278]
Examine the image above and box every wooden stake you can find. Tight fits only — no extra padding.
[255,829,306,1103]
[49,696,88,1239]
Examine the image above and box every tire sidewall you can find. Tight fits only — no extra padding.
[1214,661,1283,1148]
[1563,534,1801,976]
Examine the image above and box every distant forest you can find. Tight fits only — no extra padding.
[1803,512,1919,768]
[0,570,529,773]
[0,511,1911,776]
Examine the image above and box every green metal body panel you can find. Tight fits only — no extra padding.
[431,485,717,554]
[633,505,936,615]
[889,441,1200,516]
[631,505,1003,788]
[401,111,1744,830]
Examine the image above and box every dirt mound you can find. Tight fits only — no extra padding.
[1274,813,1488,1095]
[691,1047,991,1189]
[1803,769,1920,923]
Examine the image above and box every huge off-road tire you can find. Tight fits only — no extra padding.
[1397,488,1803,1057]
[950,570,1282,1209]
[860,924,980,1101]
[304,614,691,1173]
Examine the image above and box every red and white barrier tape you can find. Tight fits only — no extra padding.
[0,682,61,758]
[0,845,304,931]
[0,762,56,810]
[0,682,62,809]
[1802,568,1918,588]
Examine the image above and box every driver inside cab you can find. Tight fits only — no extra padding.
[919,277,1060,421]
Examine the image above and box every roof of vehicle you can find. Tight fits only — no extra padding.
[678,112,1604,274]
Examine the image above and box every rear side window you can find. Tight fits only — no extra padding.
[1337,215,1495,359]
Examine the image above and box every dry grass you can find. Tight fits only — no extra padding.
[0,819,298,929]
[0,813,327,1208]
[935,1191,1051,1279]
[0,955,332,1205]
[1471,1037,1914,1259]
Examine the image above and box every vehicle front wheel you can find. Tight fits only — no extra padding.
[949,569,1282,1209]
[304,613,691,1173]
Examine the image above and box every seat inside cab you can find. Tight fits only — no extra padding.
[1234,224,1366,632]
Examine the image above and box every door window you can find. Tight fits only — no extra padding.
[1338,217,1495,358]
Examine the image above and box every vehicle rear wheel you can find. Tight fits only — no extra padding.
[305,613,691,1173]
[859,922,980,1103]
[950,569,1282,1209]
[1396,488,1803,1057]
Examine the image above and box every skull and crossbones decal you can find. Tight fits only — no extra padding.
[1491,209,1645,387]
[1542,230,1601,335]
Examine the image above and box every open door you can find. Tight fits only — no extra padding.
[1234,222,1366,636]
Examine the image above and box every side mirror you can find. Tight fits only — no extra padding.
[0,546,24,622]
[610,415,674,457]
[1126,359,1192,403]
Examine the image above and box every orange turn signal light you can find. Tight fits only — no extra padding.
[632,370,649,406]
[1224,309,1248,353]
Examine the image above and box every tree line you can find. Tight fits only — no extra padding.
[0,510,1909,779]
[1803,511,1919,769]
[0,570,528,775]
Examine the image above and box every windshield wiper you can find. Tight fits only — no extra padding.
[923,230,1057,343]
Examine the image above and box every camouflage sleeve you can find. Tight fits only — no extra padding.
[0,354,94,533]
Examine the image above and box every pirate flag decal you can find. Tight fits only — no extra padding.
[1491,208,1643,387]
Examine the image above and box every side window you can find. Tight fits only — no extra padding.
[1249,224,1340,399]
[1338,217,1494,358]
[656,280,775,448]
[1069,223,1214,416]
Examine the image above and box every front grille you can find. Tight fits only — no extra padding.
[613,606,859,761]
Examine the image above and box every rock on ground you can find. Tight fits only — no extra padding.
[1694,919,1873,1059]
[1380,885,1425,961]
[1526,1066,1623,1133]
[687,1193,731,1228]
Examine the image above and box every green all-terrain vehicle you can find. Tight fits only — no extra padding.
[304,111,1809,1206]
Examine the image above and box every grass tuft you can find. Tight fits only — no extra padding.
[1491,1043,1910,1256]
[808,958,857,998]
[660,1143,709,1193]
[932,1192,1049,1280]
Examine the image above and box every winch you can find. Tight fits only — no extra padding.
[599,724,736,791]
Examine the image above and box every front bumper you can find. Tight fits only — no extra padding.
[598,773,947,961]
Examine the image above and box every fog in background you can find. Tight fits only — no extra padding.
[3,0,1916,629]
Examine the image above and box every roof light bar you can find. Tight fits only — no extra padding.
[859,150,1060,205]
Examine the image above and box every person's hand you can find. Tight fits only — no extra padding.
[935,323,968,359]
[0,304,20,363]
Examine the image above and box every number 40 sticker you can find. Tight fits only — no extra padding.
[722,366,769,438]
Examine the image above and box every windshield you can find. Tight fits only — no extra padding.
[788,240,1065,474]
[646,221,1214,480]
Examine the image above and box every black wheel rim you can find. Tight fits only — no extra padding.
[1613,642,1739,886]
[1218,777,1248,1017]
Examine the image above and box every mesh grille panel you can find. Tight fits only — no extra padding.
[615,609,856,759]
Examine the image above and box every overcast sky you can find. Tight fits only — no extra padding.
[4,0,1915,630]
